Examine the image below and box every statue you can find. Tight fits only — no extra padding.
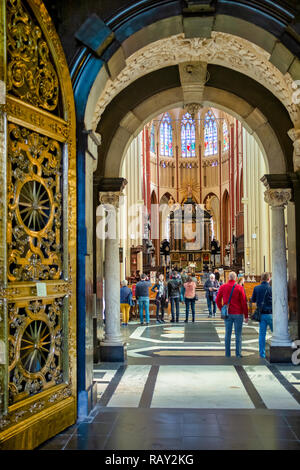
[187,184,193,199]
[206,195,211,211]
[168,196,175,207]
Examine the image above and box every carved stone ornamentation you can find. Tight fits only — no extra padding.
[184,103,203,120]
[99,191,123,209]
[288,128,300,173]
[264,189,292,208]
[91,32,299,130]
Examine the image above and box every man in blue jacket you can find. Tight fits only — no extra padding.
[251,272,273,358]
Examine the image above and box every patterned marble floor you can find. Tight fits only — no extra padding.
[38,294,300,450]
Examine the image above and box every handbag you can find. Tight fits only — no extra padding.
[221,283,236,319]
[250,287,268,322]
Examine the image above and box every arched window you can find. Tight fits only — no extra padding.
[150,123,155,153]
[159,113,173,156]
[204,110,218,156]
[223,120,229,153]
[181,113,196,157]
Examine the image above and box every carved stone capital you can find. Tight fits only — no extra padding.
[288,128,300,172]
[264,188,292,208]
[184,102,203,120]
[99,191,122,208]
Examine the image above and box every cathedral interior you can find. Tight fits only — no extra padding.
[1,0,300,453]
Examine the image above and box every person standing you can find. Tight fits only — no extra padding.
[180,269,188,302]
[152,274,168,323]
[251,272,273,358]
[120,280,133,326]
[184,276,197,323]
[135,273,152,325]
[167,271,182,323]
[216,271,248,357]
[188,270,198,285]
[204,274,219,317]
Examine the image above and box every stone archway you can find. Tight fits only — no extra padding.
[100,86,286,179]
[90,31,300,133]
[75,17,300,372]
[95,88,295,363]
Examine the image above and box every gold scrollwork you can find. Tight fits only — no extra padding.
[7,123,63,282]
[0,0,77,448]
[6,0,60,114]
[8,297,64,405]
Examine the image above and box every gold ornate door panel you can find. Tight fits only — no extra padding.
[0,0,77,449]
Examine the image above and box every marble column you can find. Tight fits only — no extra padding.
[264,188,292,361]
[99,191,126,362]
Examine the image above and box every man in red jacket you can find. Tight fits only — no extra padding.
[216,271,248,357]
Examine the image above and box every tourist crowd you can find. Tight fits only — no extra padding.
[119,269,273,358]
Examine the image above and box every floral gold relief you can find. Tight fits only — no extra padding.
[8,298,65,405]
[7,0,60,114]
[7,123,63,282]
[0,0,77,450]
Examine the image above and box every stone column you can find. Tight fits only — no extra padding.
[99,191,126,362]
[264,188,292,362]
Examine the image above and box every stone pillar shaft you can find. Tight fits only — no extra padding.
[104,236,123,344]
[270,205,290,346]
[99,190,126,361]
[264,188,292,349]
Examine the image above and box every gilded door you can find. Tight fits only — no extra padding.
[0,0,77,449]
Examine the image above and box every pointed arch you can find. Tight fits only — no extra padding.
[159,113,173,156]
[181,112,196,157]
[204,193,220,242]
[222,190,231,249]
[204,110,218,156]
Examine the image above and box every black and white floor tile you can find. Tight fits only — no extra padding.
[38,294,300,450]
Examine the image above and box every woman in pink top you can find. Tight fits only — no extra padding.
[184,276,197,323]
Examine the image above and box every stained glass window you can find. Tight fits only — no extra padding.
[159,113,173,156]
[150,123,155,153]
[204,110,218,156]
[223,120,229,153]
[181,113,196,157]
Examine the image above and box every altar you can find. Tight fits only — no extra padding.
[170,250,211,272]
[168,194,213,272]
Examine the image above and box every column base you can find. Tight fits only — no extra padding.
[266,344,294,363]
[77,381,98,420]
[100,342,127,362]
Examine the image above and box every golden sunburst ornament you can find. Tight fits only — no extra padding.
[18,180,51,231]
[20,320,51,373]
